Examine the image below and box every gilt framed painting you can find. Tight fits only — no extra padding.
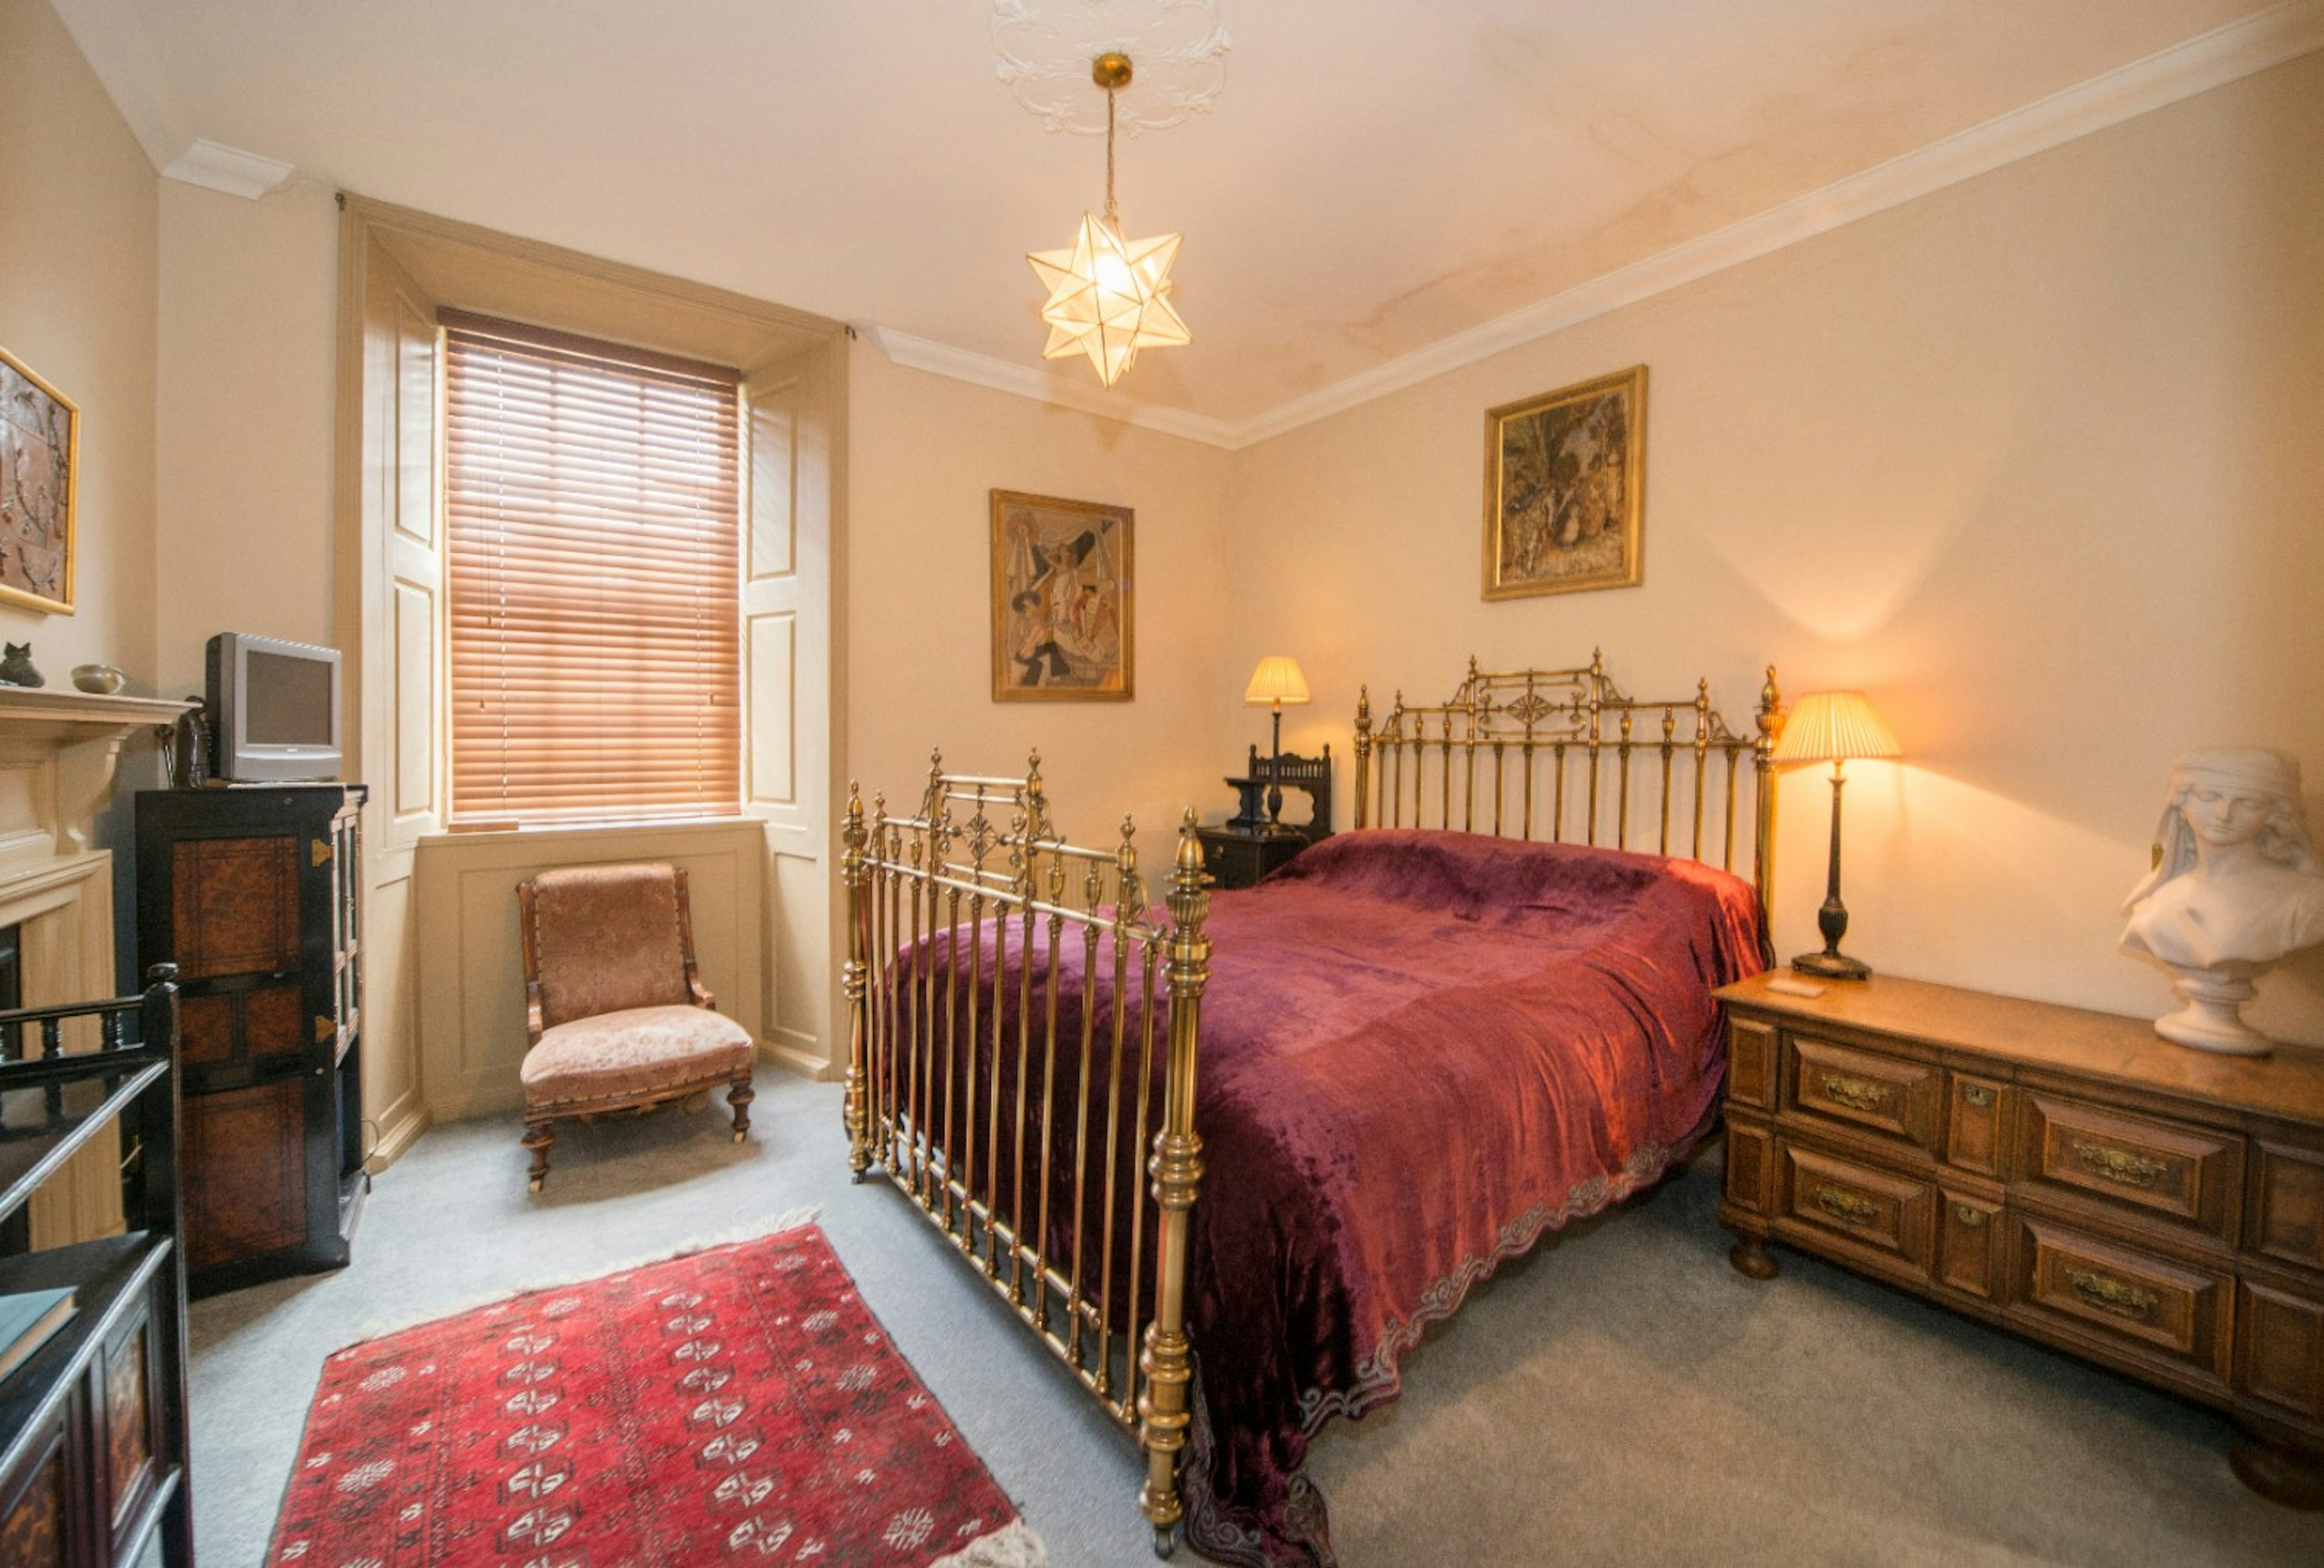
[1483,364,1645,601]
[0,346,77,616]
[991,490,1133,701]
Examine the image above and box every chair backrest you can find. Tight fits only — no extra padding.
[519,862,695,1031]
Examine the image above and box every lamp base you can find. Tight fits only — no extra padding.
[1791,950,1871,982]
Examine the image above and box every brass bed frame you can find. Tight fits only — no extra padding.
[842,653,1784,1555]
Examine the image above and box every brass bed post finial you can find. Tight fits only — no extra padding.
[1353,686,1373,829]
[1753,667,1784,953]
[842,786,873,1181]
[1140,808,1212,1556]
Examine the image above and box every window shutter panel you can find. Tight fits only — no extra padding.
[442,310,742,824]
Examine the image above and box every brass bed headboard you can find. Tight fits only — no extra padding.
[1353,651,1784,917]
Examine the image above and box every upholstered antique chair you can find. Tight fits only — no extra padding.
[515,862,754,1191]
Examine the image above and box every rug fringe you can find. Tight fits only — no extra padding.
[336,1205,823,1347]
[932,1517,1048,1568]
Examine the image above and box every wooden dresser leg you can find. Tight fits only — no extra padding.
[1728,1233,1779,1279]
[2231,1435,2324,1510]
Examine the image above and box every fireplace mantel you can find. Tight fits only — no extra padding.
[0,687,193,1245]
[0,688,192,860]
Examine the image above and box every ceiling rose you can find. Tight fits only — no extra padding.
[993,0,1231,134]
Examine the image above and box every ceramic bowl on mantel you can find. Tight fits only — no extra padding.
[70,664,128,695]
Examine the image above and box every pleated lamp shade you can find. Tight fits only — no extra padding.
[1773,691,1900,764]
[1244,656,1311,707]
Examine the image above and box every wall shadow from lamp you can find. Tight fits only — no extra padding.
[1773,690,1901,980]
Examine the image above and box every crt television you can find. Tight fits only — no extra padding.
[206,633,343,782]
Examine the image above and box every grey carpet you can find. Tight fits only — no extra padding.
[191,1075,2324,1566]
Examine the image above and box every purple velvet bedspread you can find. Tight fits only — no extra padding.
[1171,830,1765,1565]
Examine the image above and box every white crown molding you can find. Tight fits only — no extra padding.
[867,326,1240,450]
[880,0,2324,453]
[160,139,295,200]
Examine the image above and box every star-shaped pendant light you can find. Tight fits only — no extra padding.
[1026,52,1189,387]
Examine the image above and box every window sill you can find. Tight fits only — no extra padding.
[418,815,760,850]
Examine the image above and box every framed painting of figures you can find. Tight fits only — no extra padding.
[0,346,77,616]
[991,490,1134,701]
[1483,365,1645,601]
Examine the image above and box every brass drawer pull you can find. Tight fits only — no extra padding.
[1952,1204,1988,1228]
[1816,1186,1880,1225]
[2070,1140,2168,1189]
[1960,1084,1995,1108]
[2068,1268,2161,1321]
[1820,1073,1892,1113]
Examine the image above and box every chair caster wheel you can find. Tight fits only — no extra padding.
[528,1176,543,1194]
[732,1129,746,1144]
[1152,1524,1178,1559]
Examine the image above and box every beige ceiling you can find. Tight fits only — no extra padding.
[51,0,2290,430]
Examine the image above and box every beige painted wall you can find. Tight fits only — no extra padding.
[0,0,157,683]
[844,344,1233,851]
[1221,53,2324,1045]
[154,180,340,695]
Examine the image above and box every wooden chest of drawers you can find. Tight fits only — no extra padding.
[1717,971,2324,1506]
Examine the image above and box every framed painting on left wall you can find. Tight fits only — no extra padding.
[991,490,1133,701]
[0,346,77,616]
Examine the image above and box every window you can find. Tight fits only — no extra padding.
[441,310,742,825]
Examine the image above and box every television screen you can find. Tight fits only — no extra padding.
[245,649,335,746]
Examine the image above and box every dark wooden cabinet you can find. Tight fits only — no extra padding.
[1195,826,1311,890]
[137,784,368,1297]
[1718,970,2324,1506]
[0,973,191,1568]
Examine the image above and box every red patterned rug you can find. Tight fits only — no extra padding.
[270,1225,1042,1565]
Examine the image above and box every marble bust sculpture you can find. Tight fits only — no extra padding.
[2119,747,2324,1055]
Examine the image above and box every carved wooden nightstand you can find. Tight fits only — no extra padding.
[1195,825,1310,890]
[1716,969,2324,1507]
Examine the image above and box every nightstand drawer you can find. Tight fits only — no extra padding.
[1784,1032,1941,1153]
[1779,1142,1933,1276]
[2009,1216,2230,1386]
[2020,1094,2242,1243]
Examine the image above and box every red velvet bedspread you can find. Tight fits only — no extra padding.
[1175,829,1765,1565]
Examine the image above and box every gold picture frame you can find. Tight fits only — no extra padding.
[1483,364,1645,601]
[991,489,1134,701]
[0,345,78,617]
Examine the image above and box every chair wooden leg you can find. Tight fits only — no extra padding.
[727,1075,755,1143]
[523,1119,556,1192]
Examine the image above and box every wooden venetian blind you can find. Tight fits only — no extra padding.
[442,310,742,824]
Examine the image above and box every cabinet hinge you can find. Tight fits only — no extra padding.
[310,838,334,868]
[315,1015,336,1045]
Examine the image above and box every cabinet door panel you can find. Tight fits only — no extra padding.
[171,836,300,979]
[184,1080,307,1271]
[104,1311,157,1537]
[0,1415,68,1567]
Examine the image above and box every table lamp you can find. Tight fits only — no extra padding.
[1772,690,1900,980]
[1244,656,1310,835]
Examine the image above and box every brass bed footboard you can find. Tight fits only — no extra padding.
[842,755,1209,1556]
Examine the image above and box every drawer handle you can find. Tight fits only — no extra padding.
[2070,1140,2168,1189]
[1820,1073,1892,1113]
[1960,1084,1995,1109]
[2069,1268,2161,1321]
[1952,1204,1988,1228]
[1816,1186,1880,1225]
